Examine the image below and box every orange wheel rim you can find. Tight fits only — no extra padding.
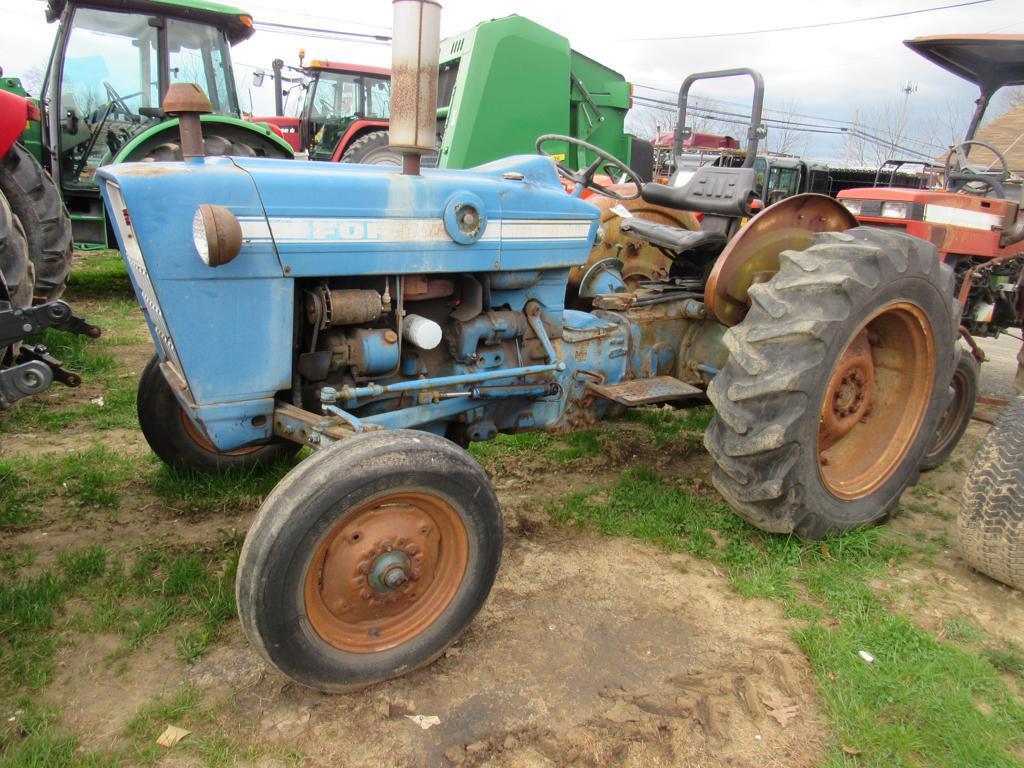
[303,492,468,654]
[818,302,935,499]
[180,410,263,456]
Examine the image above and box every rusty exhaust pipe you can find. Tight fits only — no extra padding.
[162,83,213,160]
[389,0,442,176]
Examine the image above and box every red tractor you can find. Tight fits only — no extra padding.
[837,35,1024,443]
[0,88,98,409]
[256,58,393,163]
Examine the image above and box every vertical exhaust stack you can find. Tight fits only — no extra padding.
[389,0,442,176]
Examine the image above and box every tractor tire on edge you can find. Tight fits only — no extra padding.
[705,227,958,539]
[236,429,503,692]
[958,395,1024,592]
[920,349,979,471]
[137,354,299,474]
[0,142,73,303]
[0,193,35,362]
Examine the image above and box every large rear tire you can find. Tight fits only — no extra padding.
[958,395,1024,591]
[0,193,35,365]
[0,143,73,303]
[236,430,503,692]
[705,227,958,539]
[339,130,404,166]
[137,355,299,474]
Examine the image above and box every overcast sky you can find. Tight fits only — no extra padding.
[3,0,1022,165]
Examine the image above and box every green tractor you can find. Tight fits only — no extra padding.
[1,0,293,269]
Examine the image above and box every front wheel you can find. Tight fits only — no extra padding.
[236,430,502,692]
[705,227,959,539]
[137,355,298,473]
[920,350,979,471]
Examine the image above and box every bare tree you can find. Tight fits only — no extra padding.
[17,65,45,96]
[762,99,809,157]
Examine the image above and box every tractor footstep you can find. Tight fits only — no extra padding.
[587,376,702,406]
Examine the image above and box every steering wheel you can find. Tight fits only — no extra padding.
[103,81,141,119]
[944,139,1011,197]
[536,134,641,201]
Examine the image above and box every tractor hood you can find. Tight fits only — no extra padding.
[95,154,597,447]
[904,35,1024,92]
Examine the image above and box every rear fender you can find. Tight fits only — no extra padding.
[0,90,32,157]
[114,115,295,162]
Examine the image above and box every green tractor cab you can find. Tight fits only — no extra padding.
[37,0,293,247]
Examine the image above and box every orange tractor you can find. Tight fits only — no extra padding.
[837,35,1024,407]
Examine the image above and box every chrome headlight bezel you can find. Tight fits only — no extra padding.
[193,204,242,267]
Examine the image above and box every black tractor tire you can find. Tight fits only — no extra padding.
[137,354,299,474]
[0,194,35,311]
[705,227,959,539]
[140,134,259,162]
[236,429,503,692]
[339,130,404,166]
[920,349,979,471]
[958,395,1024,591]
[0,142,73,303]
[0,193,35,363]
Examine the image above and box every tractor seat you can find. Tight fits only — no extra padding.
[640,165,758,217]
[619,219,727,253]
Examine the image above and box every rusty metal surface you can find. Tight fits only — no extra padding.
[587,375,702,405]
[818,302,935,500]
[303,491,468,653]
[705,194,857,327]
[570,187,701,299]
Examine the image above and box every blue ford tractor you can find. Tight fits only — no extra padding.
[97,3,961,692]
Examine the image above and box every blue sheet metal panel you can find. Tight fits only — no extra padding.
[98,159,284,280]
[192,397,278,451]
[154,278,294,404]
[232,154,599,277]
[97,159,294,418]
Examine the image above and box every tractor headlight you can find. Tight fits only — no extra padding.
[840,199,863,216]
[880,201,909,219]
[193,204,242,267]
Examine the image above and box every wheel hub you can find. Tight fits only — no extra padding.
[304,493,468,653]
[820,330,874,448]
[817,302,935,499]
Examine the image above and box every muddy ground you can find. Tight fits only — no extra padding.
[1,309,1021,767]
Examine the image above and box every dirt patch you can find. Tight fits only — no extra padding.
[177,532,825,768]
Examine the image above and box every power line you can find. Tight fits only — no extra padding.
[242,3,392,31]
[622,0,992,41]
[631,95,939,160]
[252,21,391,44]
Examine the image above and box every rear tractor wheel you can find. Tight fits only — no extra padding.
[0,142,72,303]
[0,192,35,365]
[137,354,298,473]
[705,227,959,539]
[236,429,503,692]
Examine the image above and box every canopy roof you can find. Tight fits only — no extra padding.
[904,35,1024,93]
[46,0,254,44]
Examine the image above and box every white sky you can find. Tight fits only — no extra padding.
[3,0,1022,164]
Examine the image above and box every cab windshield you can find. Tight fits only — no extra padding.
[306,69,390,160]
[56,7,238,188]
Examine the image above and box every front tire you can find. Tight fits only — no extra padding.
[920,350,979,471]
[137,355,298,473]
[705,227,958,539]
[236,430,503,692]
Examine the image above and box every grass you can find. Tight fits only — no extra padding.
[148,458,300,513]
[550,468,1024,767]
[468,428,604,464]
[0,445,138,530]
[623,404,713,448]
[0,546,109,693]
[0,534,244,701]
[65,249,132,300]
[0,701,118,767]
